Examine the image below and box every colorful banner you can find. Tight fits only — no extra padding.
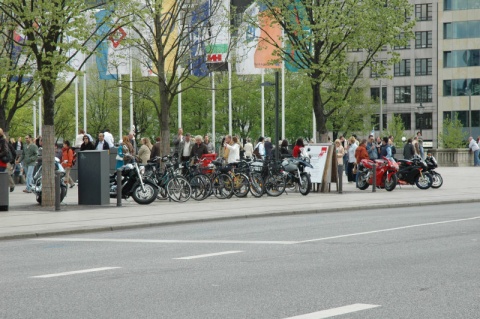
[206,0,230,72]
[285,0,309,72]
[254,4,281,69]
[10,30,33,82]
[190,1,210,77]
[235,2,262,75]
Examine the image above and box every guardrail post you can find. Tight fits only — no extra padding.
[372,163,376,192]
[116,169,122,207]
[55,172,61,211]
[338,164,343,194]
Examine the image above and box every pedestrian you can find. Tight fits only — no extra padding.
[173,128,183,158]
[264,137,273,159]
[128,131,137,155]
[74,129,86,148]
[138,137,152,164]
[403,138,415,160]
[253,137,265,159]
[244,138,254,159]
[80,135,95,151]
[224,135,240,163]
[55,143,63,159]
[115,140,125,170]
[347,136,357,183]
[178,133,193,162]
[103,128,115,148]
[355,139,369,187]
[0,129,17,192]
[334,139,345,172]
[416,131,424,159]
[468,136,480,166]
[95,133,110,151]
[150,137,161,160]
[222,135,233,162]
[204,135,215,154]
[280,139,290,157]
[61,141,75,188]
[376,136,382,159]
[389,135,397,159]
[292,138,305,158]
[121,135,134,164]
[366,135,378,160]
[190,135,208,160]
[412,136,420,157]
[380,137,393,160]
[16,134,38,193]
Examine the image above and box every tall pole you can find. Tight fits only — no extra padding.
[119,79,123,141]
[281,62,285,140]
[261,70,265,137]
[228,61,232,136]
[312,110,316,142]
[275,71,280,165]
[379,79,383,138]
[75,77,79,138]
[129,47,134,135]
[212,72,216,147]
[469,88,472,138]
[178,67,182,128]
[38,96,42,136]
[33,101,37,139]
[83,60,87,133]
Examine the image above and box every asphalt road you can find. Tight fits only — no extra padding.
[1,203,479,319]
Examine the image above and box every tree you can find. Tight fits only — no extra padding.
[385,114,406,146]
[129,0,234,157]
[439,114,467,149]
[0,0,131,207]
[252,0,415,142]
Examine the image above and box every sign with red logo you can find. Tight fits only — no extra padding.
[319,147,328,157]
[109,27,127,48]
[207,54,224,63]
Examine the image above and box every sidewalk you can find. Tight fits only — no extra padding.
[1,167,479,240]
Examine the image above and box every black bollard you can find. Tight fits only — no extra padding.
[372,163,376,193]
[55,172,61,211]
[338,165,343,194]
[116,169,122,207]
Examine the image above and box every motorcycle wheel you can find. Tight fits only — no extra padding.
[132,181,158,205]
[356,172,370,190]
[265,173,286,197]
[431,172,443,189]
[249,174,264,198]
[415,173,432,190]
[298,172,311,196]
[384,174,397,192]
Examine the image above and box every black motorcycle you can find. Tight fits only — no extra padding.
[397,156,433,189]
[33,158,68,204]
[109,160,158,205]
[425,154,443,189]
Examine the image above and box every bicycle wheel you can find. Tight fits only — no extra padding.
[211,174,233,199]
[166,176,192,202]
[265,173,286,197]
[249,173,264,198]
[189,175,207,201]
[196,174,212,199]
[233,173,250,198]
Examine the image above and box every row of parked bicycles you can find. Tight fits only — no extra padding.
[109,153,314,205]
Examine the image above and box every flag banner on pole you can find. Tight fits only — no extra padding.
[190,1,210,77]
[285,0,309,72]
[206,0,230,72]
[254,4,281,69]
[10,29,34,82]
[235,2,262,75]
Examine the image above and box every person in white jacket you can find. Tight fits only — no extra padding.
[225,136,240,163]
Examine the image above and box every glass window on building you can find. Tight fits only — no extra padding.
[416,112,433,130]
[394,113,412,130]
[415,31,433,48]
[443,50,480,68]
[394,86,411,103]
[444,0,480,10]
[472,111,480,127]
[371,87,387,103]
[444,21,480,39]
[443,79,480,96]
[415,3,433,21]
[370,60,387,78]
[371,114,387,130]
[394,33,411,50]
[394,59,411,77]
[415,58,432,75]
[415,85,433,103]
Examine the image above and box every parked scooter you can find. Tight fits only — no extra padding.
[281,148,313,195]
[424,154,442,188]
[109,158,158,205]
[32,157,68,204]
[396,155,433,189]
[357,157,399,191]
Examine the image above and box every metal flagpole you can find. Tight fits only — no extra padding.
[313,110,316,142]
[281,61,285,140]
[38,96,42,136]
[129,47,134,134]
[212,71,216,146]
[228,61,232,136]
[119,79,123,141]
[178,67,182,128]
[261,69,265,137]
[33,100,37,139]
[75,77,79,137]
[83,53,87,133]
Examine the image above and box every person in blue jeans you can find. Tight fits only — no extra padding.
[468,137,480,166]
[16,134,38,193]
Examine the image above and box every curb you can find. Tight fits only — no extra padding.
[1,198,479,241]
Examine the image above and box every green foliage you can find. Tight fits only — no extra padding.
[385,114,406,146]
[439,114,468,148]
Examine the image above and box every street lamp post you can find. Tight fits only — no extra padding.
[261,71,280,165]
[417,102,424,135]
[468,88,472,138]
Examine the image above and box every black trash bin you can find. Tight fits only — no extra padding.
[77,151,110,205]
[0,172,9,211]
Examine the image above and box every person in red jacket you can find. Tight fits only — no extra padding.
[355,139,369,188]
[61,140,75,188]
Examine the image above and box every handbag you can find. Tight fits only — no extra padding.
[352,163,358,174]
[115,154,123,161]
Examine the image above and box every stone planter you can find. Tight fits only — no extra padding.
[429,149,473,167]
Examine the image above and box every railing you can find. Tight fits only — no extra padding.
[429,149,473,167]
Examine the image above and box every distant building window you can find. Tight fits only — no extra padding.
[444,50,480,67]
[444,0,480,11]
[444,21,480,39]
[371,87,387,103]
[394,33,411,50]
[415,3,433,21]
[371,114,387,130]
[416,112,433,129]
[394,113,412,130]
[416,31,433,48]
[394,59,411,77]
[443,79,480,96]
[394,86,411,103]
[415,58,433,75]
[415,85,433,103]
[370,60,387,78]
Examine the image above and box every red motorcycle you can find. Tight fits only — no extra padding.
[356,157,399,191]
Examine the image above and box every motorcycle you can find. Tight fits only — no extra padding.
[396,155,433,189]
[33,157,68,204]
[357,157,399,191]
[281,148,313,195]
[425,154,442,189]
[109,159,158,205]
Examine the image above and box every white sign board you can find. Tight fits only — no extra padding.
[423,141,433,148]
[305,143,331,184]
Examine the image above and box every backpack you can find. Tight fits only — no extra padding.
[71,148,77,166]
[253,145,261,158]
[7,142,16,164]
[1,144,13,164]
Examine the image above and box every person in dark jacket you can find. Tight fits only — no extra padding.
[403,138,415,160]
[94,133,110,151]
[190,135,208,160]
[80,135,95,151]
[280,139,290,157]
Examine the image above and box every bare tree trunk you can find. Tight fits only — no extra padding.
[312,82,329,143]
[41,80,56,207]
[159,81,171,157]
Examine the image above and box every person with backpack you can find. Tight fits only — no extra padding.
[0,129,17,192]
[61,140,75,188]
[16,134,38,193]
